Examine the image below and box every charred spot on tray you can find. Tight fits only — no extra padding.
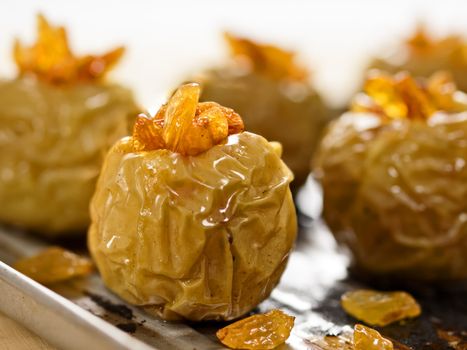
[436,328,467,349]
[116,322,137,334]
[85,291,134,320]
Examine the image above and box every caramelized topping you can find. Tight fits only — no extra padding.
[132,83,244,155]
[405,25,463,56]
[14,14,124,84]
[354,324,394,350]
[14,247,93,285]
[216,309,295,349]
[406,25,436,53]
[224,32,308,81]
[352,70,467,120]
[341,289,421,327]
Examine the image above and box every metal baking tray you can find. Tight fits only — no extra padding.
[0,179,466,350]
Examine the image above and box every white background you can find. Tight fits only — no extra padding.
[1,0,467,108]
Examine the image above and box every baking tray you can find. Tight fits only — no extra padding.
[0,178,466,350]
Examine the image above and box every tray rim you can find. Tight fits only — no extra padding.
[0,260,155,350]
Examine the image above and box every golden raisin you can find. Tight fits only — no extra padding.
[405,25,464,58]
[216,309,295,350]
[353,324,393,350]
[76,46,124,81]
[197,102,244,135]
[163,83,201,153]
[363,71,409,119]
[132,113,165,151]
[14,247,93,285]
[341,289,421,327]
[395,73,435,119]
[131,83,244,156]
[14,14,124,84]
[405,25,434,53]
[188,104,229,155]
[352,70,466,120]
[224,32,307,81]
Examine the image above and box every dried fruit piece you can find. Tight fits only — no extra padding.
[186,104,229,155]
[352,70,467,120]
[405,25,463,57]
[405,25,434,53]
[353,324,393,350]
[197,102,244,135]
[14,14,124,84]
[396,73,436,120]
[216,309,295,349]
[225,32,307,81]
[14,247,93,285]
[363,71,409,119]
[131,83,244,155]
[341,289,421,327]
[76,46,124,81]
[163,83,201,153]
[132,113,165,151]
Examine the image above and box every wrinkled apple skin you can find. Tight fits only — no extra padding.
[89,131,297,321]
[0,78,138,235]
[315,112,467,281]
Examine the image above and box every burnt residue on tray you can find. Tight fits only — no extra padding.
[436,326,467,349]
[116,322,137,334]
[85,291,134,320]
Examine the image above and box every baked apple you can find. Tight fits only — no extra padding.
[315,70,467,281]
[88,83,297,321]
[0,15,138,235]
